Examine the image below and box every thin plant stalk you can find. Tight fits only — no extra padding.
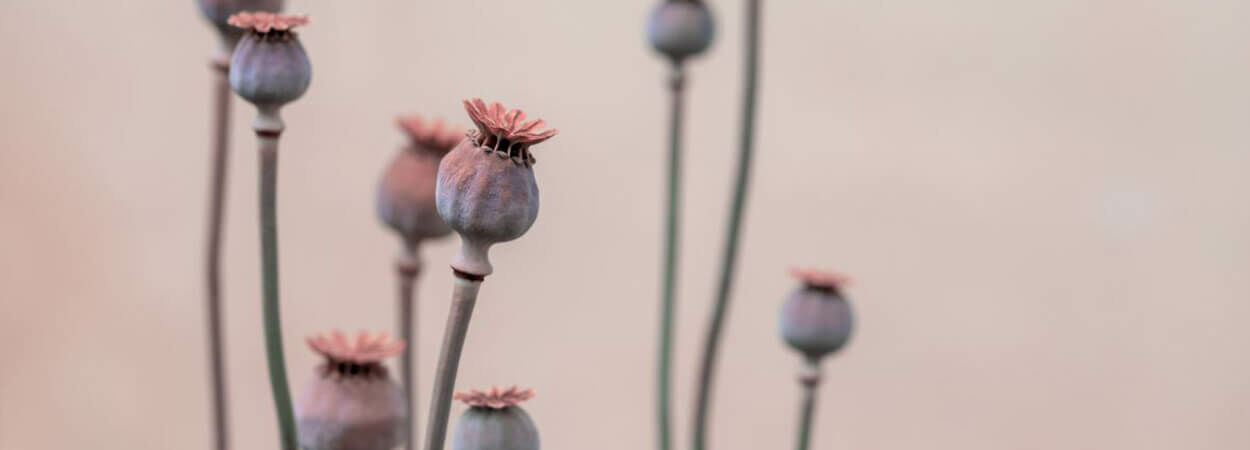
[656,62,687,450]
[422,275,483,450]
[204,54,232,450]
[396,239,422,450]
[256,110,298,450]
[794,358,821,450]
[692,0,762,447]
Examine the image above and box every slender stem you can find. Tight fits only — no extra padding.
[396,239,421,450]
[422,274,483,450]
[204,56,232,450]
[657,62,686,450]
[256,113,298,450]
[692,0,763,448]
[794,359,821,450]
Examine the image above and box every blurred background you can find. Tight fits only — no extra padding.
[2,0,1249,449]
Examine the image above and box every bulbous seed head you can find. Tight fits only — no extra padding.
[377,115,464,242]
[451,386,540,450]
[197,0,284,48]
[297,331,408,450]
[227,12,311,109]
[436,99,558,276]
[647,0,715,62]
[778,268,854,360]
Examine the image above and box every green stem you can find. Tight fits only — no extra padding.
[397,240,421,450]
[204,55,232,450]
[657,62,686,450]
[795,359,821,450]
[256,112,298,450]
[692,0,762,447]
[422,274,483,450]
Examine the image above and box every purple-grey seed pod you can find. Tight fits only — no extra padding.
[197,0,284,49]
[436,99,558,276]
[296,331,408,450]
[647,0,715,63]
[451,387,540,450]
[227,12,312,110]
[377,116,464,243]
[778,269,854,361]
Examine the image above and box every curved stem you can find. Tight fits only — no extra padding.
[396,240,421,450]
[795,359,821,450]
[657,62,686,450]
[422,274,483,450]
[692,0,762,448]
[204,57,232,450]
[257,116,298,450]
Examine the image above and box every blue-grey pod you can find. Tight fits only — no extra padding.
[197,0,284,49]
[778,269,854,361]
[436,99,558,276]
[296,331,408,450]
[647,0,715,62]
[377,116,463,244]
[451,387,539,450]
[227,12,312,110]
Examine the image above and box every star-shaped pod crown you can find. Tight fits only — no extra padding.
[306,330,405,364]
[454,386,535,409]
[396,115,464,154]
[228,11,309,33]
[790,268,851,290]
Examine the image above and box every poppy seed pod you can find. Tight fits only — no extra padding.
[296,331,408,450]
[647,0,715,62]
[198,0,284,50]
[778,269,854,361]
[451,386,540,450]
[377,116,464,243]
[436,99,559,276]
[227,12,312,111]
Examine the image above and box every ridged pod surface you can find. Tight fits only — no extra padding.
[450,387,540,450]
[227,13,311,109]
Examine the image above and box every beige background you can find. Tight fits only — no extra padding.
[2,0,1249,449]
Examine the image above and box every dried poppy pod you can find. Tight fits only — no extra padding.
[377,116,463,244]
[647,0,715,63]
[198,0,284,52]
[451,386,540,450]
[228,12,312,115]
[296,331,408,450]
[778,268,854,362]
[436,99,558,277]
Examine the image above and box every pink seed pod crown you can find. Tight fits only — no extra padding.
[297,330,408,450]
[463,99,558,167]
[454,386,536,409]
[397,115,465,155]
[306,330,405,365]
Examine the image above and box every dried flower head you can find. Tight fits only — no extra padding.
[397,115,464,153]
[790,268,851,290]
[454,386,535,409]
[228,11,310,33]
[306,330,405,364]
[463,99,558,166]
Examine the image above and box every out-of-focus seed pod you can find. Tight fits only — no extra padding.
[778,268,854,361]
[377,116,463,244]
[451,386,540,450]
[436,99,558,277]
[647,0,715,63]
[296,331,408,450]
[227,12,312,111]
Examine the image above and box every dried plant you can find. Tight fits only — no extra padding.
[645,1,715,449]
[297,331,409,450]
[422,99,557,450]
[377,114,463,450]
[778,269,855,450]
[226,11,312,450]
[451,386,540,450]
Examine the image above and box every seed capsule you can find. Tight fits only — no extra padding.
[647,0,715,62]
[377,116,462,243]
[227,12,312,110]
[436,99,558,276]
[451,386,540,450]
[296,331,408,450]
[778,268,854,361]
